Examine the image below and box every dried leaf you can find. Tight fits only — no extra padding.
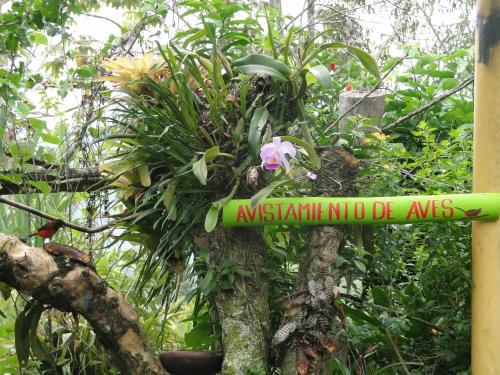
[303,346,318,360]
[322,336,338,353]
[296,348,309,375]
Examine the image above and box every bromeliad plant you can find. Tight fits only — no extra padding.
[98,1,379,301]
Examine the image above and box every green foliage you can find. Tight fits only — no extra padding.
[335,49,474,374]
[0,0,478,373]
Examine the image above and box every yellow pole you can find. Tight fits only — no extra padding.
[472,1,500,373]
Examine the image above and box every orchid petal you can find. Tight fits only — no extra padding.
[279,141,297,158]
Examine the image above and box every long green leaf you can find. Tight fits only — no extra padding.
[248,106,269,158]
[15,309,29,366]
[204,146,221,161]
[348,46,381,80]
[280,135,321,169]
[250,180,288,208]
[233,54,290,81]
[303,42,380,80]
[330,358,351,375]
[236,65,287,81]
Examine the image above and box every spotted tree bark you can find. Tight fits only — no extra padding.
[279,147,357,375]
[0,234,167,375]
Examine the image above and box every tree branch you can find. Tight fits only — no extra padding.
[81,12,122,29]
[384,75,474,130]
[0,234,167,375]
[0,196,137,234]
[0,168,109,195]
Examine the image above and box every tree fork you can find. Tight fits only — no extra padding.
[0,234,167,375]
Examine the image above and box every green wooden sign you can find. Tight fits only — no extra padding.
[222,193,500,227]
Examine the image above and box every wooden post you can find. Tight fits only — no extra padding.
[338,89,385,134]
[338,89,384,254]
[472,1,500,373]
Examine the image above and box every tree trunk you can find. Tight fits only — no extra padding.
[0,234,167,375]
[268,0,281,12]
[204,227,270,375]
[307,0,316,37]
[280,147,357,375]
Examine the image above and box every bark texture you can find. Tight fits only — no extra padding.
[204,227,270,375]
[0,234,167,375]
[280,147,357,375]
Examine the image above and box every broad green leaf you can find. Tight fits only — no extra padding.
[441,78,459,90]
[17,102,33,117]
[0,282,11,300]
[193,158,208,185]
[304,43,380,80]
[29,32,48,45]
[0,174,22,184]
[199,269,214,292]
[235,65,287,81]
[233,54,290,81]
[371,287,391,308]
[250,180,288,208]
[15,310,29,366]
[308,65,332,89]
[40,133,60,144]
[354,259,366,273]
[204,146,221,161]
[15,302,43,367]
[427,69,455,78]
[204,205,219,232]
[28,118,46,130]
[248,106,268,158]
[342,304,382,328]
[29,181,52,194]
[184,321,212,350]
[280,135,321,169]
[28,305,49,364]
[137,165,151,187]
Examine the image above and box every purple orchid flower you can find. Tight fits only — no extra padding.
[260,137,297,172]
[306,171,317,180]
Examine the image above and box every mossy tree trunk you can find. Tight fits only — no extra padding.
[206,227,270,375]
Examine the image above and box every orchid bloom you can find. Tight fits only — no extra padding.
[260,137,297,172]
[306,171,317,180]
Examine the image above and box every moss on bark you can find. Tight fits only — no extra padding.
[208,227,270,375]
